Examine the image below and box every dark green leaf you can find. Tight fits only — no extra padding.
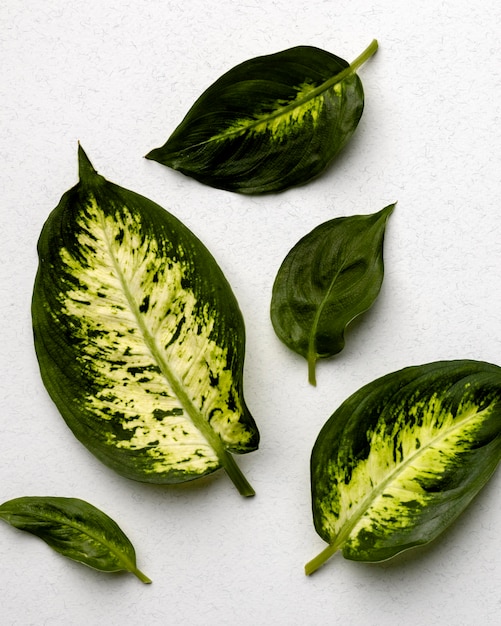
[32,145,259,496]
[306,360,501,574]
[146,41,378,193]
[0,496,151,582]
[270,204,394,385]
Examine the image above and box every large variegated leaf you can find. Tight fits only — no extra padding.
[271,205,394,386]
[146,41,378,193]
[306,360,501,574]
[32,146,259,496]
[0,496,151,582]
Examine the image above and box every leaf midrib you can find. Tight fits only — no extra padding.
[307,260,346,385]
[41,511,135,571]
[332,400,492,553]
[178,40,378,150]
[98,211,229,464]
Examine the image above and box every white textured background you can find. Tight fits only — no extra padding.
[1,1,501,624]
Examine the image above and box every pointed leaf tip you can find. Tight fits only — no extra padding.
[383,202,396,216]
[77,144,100,184]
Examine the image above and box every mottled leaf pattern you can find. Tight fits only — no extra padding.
[271,204,394,385]
[32,146,258,496]
[146,41,378,193]
[0,497,151,582]
[306,360,501,574]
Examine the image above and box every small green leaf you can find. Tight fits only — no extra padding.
[146,41,378,193]
[306,360,501,575]
[270,204,394,385]
[0,497,151,582]
[32,145,259,496]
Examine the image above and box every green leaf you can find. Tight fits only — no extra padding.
[306,360,501,575]
[270,204,394,386]
[32,145,259,496]
[146,40,378,194]
[0,496,151,582]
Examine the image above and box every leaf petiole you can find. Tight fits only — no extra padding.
[347,39,379,76]
[221,452,255,497]
[307,349,317,387]
[304,541,340,575]
[131,567,153,584]
[302,39,378,104]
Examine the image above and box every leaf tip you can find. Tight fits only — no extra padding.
[378,201,396,223]
[77,143,100,184]
[144,147,160,162]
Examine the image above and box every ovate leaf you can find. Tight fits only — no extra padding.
[146,41,378,193]
[306,360,501,574]
[0,496,151,582]
[270,204,394,385]
[32,146,259,496]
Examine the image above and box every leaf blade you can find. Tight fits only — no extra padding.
[146,41,377,193]
[32,146,258,495]
[0,496,151,582]
[307,360,501,573]
[271,204,394,385]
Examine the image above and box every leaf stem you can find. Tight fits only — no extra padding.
[347,39,379,76]
[307,349,317,387]
[304,542,340,575]
[222,453,256,497]
[298,39,379,106]
[132,567,152,584]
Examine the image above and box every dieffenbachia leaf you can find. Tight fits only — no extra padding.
[145,40,378,193]
[0,496,151,582]
[270,204,394,386]
[32,145,259,496]
[306,360,501,575]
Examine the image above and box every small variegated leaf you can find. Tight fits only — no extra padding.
[271,204,394,386]
[0,496,151,582]
[32,146,259,496]
[146,41,378,193]
[306,360,501,574]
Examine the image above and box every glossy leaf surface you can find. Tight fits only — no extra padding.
[32,146,259,496]
[146,41,378,193]
[306,360,501,574]
[271,204,394,385]
[0,497,151,582]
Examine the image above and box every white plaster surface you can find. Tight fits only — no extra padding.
[1,1,500,624]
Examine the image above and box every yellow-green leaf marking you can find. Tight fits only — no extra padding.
[146,41,378,193]
[306,360,501,574]
[32,146,259,495]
